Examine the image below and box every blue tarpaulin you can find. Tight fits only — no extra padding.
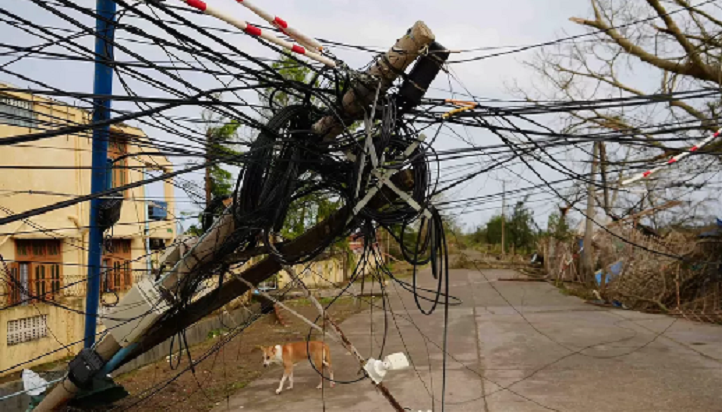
[698,218,722,238]
[595,260,623,285]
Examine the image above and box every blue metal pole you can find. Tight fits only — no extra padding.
[101,343,138,375]
[84,0,117,348]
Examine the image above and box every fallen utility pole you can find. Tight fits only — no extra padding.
[33,337,121,411]
[34,19,435,410]
[118,170,414,368]
[115,15,433,368]
[313,21,435,140]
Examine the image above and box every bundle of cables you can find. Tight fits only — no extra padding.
[164,41,452,330]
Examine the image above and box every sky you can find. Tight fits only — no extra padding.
[0,0,598,233]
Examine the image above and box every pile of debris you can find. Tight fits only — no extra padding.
[598,228,694,312]
[542,218,722,323]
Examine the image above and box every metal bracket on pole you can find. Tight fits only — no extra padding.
[350,133,431,221]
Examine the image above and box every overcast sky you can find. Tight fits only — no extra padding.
[1,0,595,233]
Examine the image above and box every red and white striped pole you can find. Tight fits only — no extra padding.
[235,0,324,52]
[620,128,721,187]
[184,0,335,67]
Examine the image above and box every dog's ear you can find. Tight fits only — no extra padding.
[253,345,265,353]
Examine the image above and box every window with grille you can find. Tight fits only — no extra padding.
[123,262,131,286]
[0,96,37,128]
[13,240,63,303]
[34,264,47,299]
[50,264,61,295]
[15,240,62,261]
[6,263,29,306]
[101,260,131,291]
[101,240,133,291]
[113,261,121,289]
[107,135,128,196]
[7,315,47,345]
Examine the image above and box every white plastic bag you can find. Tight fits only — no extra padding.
[22,369,48,396]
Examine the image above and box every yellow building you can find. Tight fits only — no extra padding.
[0,85,176,377]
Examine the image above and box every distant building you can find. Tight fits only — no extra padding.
[0,85,176,376]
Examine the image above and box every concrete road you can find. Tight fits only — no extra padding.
[212,269,722,412]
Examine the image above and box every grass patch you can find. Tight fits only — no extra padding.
[207,328,229,340]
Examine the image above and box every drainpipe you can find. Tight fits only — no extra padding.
[143,167,152,278]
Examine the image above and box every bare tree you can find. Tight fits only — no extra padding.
[514,0,722,226]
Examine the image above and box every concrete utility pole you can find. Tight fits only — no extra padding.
[35,21,435,411]
[581,143,599,286]
[501,180,506,256]
[313,22,434,139]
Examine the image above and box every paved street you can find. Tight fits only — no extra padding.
[212,269,722,412]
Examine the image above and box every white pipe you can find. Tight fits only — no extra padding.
[183,0,335,67]
[619,129,721,187]
[234,0,324,52]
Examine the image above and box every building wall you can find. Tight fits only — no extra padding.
[0,297,86,369]
[278,258,347,289]
[0,87,176,376]
[276,252,379,289]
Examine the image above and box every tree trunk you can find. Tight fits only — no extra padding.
[581,142,599,287]
[599,142,610,215]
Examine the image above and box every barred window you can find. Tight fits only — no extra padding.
[0,96,37,128]
[107,135,128,196]
[101,240,133,291]
[13,240,63,303]
[7,315,47,345]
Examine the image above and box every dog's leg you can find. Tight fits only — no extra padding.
[315,356,324,389]
[323,346,335,388]
[287,368,294,390]
[323,361,335,388]
[276,372,288,395]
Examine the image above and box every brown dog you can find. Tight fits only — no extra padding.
[260,341,335,394]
